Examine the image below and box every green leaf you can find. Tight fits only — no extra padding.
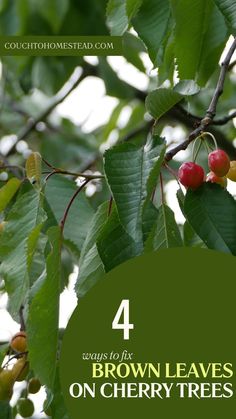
[145,204,183,250]
[50,366,69,419]
[97,206,143,272]
[0,0,8,14]
[106,0,143,35]
[123,32,146,72]
[214,0,236,34]
[29,0,69,33]
[183,221,206,248]
[0,187,46,319]
[0,178,21,213]
[0,343,9,368]
[145,88,183,119]
[101,101,126,143]
[104,136,166,242]
[106,0,128,35]
[126,0,143,20]
[142,201,159,243]
[197,5,227,85]
[76,202,108,298]
[184,183,236,254]
[157,30,175,83]
[45,176,94,254]
[31,57,80,95]
[98,58,135,99]
[60,248,74,291]
[27,227,61,391]
[173,80,201,96]
[176,187,185,215]
[27,223,45,271]
[0,402,12,419]
[28,233,47,286]
[170,0,215,81]
[132,0,171,64]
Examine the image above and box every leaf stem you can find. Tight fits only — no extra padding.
[60,179,91,234]
[160,172,165,204]
[19,305,26,332]
[42,158,104,181]
[2,351,28,369]
[44,168,104,182]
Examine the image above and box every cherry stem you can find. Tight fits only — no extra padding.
[202,132,218,150]
[203,139,212,154]
[3,352,28,369]
[164,163,181,188]
[164,163,177,179]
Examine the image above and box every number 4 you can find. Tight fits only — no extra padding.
[112,300,134,340]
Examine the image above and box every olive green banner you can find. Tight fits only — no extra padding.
[0,36,123,56]
[60,248,236,418]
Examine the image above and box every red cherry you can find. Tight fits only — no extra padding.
[208,149,230,177]
[178,162,205,189]
[206,171,227,188]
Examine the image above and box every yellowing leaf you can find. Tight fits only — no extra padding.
[25,152,42,184]
[0,178,21,212]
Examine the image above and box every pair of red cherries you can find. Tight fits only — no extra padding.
[178,149,230,189]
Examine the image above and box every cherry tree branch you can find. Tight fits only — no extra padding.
[228,58,236,71]
[6,64,95,155]
[211,110,236,125]
[176,106,236,126]
[165,36,236,162]
[206,38,236,119]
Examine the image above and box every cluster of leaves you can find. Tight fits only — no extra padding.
[1,138,236,413]
[107,0,235,83]
[1,0,236,417]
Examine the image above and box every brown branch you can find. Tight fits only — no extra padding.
[176,106,236,126]
[44,169,104,182]
[228,59,236,71]
[167,107,236,158]
[206,37,236,120]
[165,37,236,162]
[42,157,104,181]
[212,110,236,125]
[6,64,94,156]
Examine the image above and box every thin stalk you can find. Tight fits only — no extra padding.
[60,179,90,234]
